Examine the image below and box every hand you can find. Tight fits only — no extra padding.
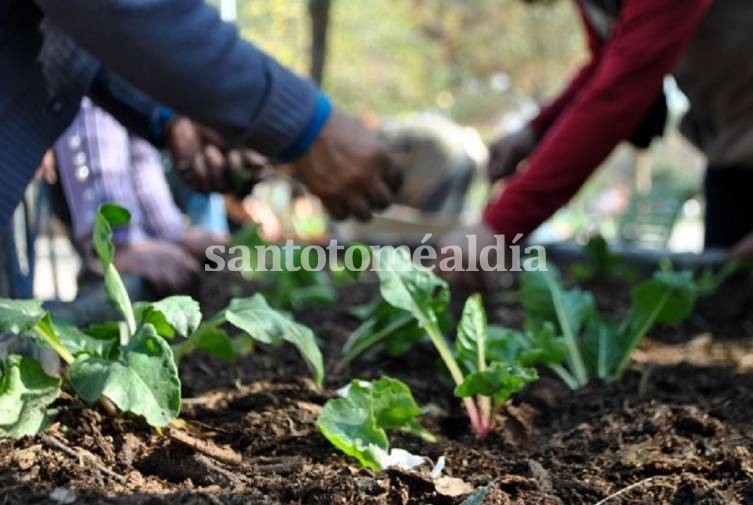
[35,150,57,184]
[292,108,401,221]
[113,240,199,294]
[180,226,228,260]
[731,232,753,260]
[165,117,264,195]
[487,126,537,182]
[436,222,499,289]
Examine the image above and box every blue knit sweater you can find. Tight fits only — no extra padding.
[0,0,323,223]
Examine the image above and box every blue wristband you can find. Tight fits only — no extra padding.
[150,106,175,147]
[278,93,332,162]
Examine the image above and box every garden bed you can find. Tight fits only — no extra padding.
[2,269,752,504]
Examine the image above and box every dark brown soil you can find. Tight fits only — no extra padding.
[2,269,753,504]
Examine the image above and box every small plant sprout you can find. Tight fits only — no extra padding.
[316,376,435,470]
[227,225,336,310]
[375,249,537,439]
[517,265,713,388]
[0,204,324,439]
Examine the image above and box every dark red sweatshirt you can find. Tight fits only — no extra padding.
[483,0,712,238]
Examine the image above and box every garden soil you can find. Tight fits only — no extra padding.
[2,270,752,504]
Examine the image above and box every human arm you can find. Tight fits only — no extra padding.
[487,4,602,181]
[483,0,711,238]
[35,0,316,156]
[36,0,396,220]
[527,3,604,137]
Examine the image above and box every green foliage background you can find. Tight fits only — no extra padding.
[210,0,585,132]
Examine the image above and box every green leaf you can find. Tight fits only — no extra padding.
[69,324,181,427]
[92,204,131,267]
[614,270,702,377]
[485,325,527,363]
[0,299,46,334]
[289,284,337,310]
[316,377,432,470]
[32,315,76,365]
[340,301,425,365]
[339,242,373,281]
[370,377,423,429]
[135,296,203,338]
[454,362,537,402]
[522,267,595,334]
[520,269,558,331]
[582,316,622,379]
[52,320,118,359]
[0,355,61,439]
[228,224,267,249]
[317,381,388,470]
[630,271,698,326]
[376,248,449,330]
[483,324,567,369]
[93,204,136,333]
[522,268,592,385]
[517,322,568,367]
[221,295,324,385]
[371,377,435,443]
[174,327,239,363]
[455,294,488,374]
[85,322,123,341]
[349,301,380,321]
[374,248,467,391]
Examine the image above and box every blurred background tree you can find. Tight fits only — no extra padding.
[211,0,585,134]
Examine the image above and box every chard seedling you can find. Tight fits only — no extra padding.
[340,299,449,366]
[316,376,434,470]
[515,265,712,388]
[569,234,637,283]
[374,249,537,439]
[229,225,336,310]
[0,204,324,439]
[173,294,325,385]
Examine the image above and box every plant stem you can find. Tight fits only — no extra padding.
[545,275,588,385]
[34,322,74,365]
[614,291,670,376]
[550,364,580,390]
[340,314,413,366]
[425,324,485,437]
[476,326,492,430]
[174,319,222,363]
[104,267,136,339]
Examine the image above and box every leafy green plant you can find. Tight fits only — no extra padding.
[512,265,711,388]
[0,204,324,439]
[373,249,537,439]
[568,235,636,283]
[229,225,335,310]
[340,295,457,366]
[316,376,434,470]
[173,294,324,385]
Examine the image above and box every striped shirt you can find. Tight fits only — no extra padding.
[54,99,186,245]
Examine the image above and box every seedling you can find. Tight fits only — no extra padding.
[340,299,438,366]
[568,234,637,283]
[228,225,335,310]
[316,376,434,470]
[372,249,537,439]
[0,204,323,439]
[514,265,712,388]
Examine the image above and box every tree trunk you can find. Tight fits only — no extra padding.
[308,0,332,86]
